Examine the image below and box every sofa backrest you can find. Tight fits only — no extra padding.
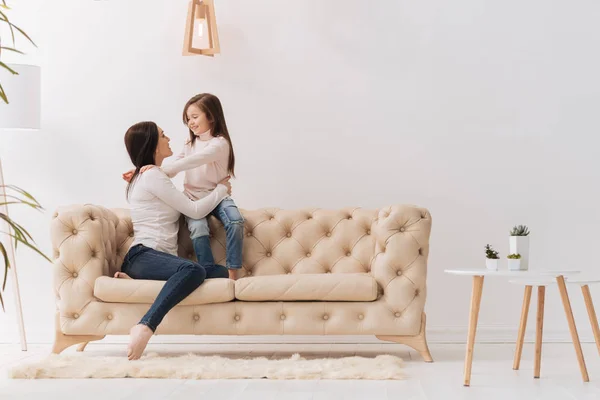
[179,208,378,276]
[108,205,430,277]
[110,205,431,274]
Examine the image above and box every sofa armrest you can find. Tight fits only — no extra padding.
[51,204,128,317]
[371,205,432,321]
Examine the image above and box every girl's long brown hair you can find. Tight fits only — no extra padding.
[183,93,235,177]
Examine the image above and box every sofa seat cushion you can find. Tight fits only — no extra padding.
[234,273,378,302]
[94,276,234,305]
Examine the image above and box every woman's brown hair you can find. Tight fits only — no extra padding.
[124,121,159,198]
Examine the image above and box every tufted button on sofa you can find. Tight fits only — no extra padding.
[50,204,433,361]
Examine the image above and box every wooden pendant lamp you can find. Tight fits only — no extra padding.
[183,0,220,56]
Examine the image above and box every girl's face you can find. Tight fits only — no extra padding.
[186,103,211,136]
[155,126,173,163]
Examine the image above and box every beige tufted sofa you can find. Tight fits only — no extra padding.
[51,204,433,361]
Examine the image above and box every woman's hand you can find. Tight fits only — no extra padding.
[218,176,232,196]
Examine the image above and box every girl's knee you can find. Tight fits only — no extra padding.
[222,206,244,225]
[187,218,210,239]
[224,219,244,232]
[230,213,245,224]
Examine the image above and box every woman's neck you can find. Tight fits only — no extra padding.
[154,157,164,167]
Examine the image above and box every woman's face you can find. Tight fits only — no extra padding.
[155,126,173,162]
[186,104,211,135]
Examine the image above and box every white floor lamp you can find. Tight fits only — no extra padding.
[0,63,41,351]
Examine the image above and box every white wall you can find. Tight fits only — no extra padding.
[1,0,600,344]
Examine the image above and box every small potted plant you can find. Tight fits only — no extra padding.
[485,244,499,270]
[510,225,530,270]
[507,253,522,271]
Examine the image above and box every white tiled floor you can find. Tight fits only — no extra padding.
[1,342,600,399]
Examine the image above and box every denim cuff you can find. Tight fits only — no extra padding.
[138,320,157,333]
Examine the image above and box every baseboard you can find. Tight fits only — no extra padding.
[0,325,596,345]
[427,326,595,344]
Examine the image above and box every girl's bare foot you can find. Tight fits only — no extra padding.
[228,269,237,280]
[127,324,153,360]
[114,271,132,279]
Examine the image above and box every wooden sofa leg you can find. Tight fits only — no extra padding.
[52,313,105,354]
[76,342,90,352]
[376,312,433,362]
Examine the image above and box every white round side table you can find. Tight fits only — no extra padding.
[444,269,584,386]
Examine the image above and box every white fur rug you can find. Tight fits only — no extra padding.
[10,353,404,380]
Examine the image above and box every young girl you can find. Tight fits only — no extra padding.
[128,94,244,280]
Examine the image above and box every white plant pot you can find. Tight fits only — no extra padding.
[486,258,499,270]
[507,259,522,271]
[509,236,530,270]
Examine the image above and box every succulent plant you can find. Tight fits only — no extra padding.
[510,225,530,236]
[485,244,499,259]
[507,253,521,259]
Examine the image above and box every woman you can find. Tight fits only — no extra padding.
[118,121,231,360]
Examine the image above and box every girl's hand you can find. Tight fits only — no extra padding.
[140,165,155,174]
[122,169,134,183]
[122,165,154,182]
[218,176,232,195]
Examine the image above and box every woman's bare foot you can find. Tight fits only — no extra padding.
[228,269,237,280]
[114,271,132,279]
[127,324,153,360]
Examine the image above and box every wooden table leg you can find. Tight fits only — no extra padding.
[534,286,545,378]
[464,275,484,387]
[556,275,589,382]
[581,284,600,356]
[513,285,532,370]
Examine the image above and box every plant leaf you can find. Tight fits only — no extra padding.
[0,213,35,243]
[0,213,22,237]
[0,46,23,54]
[0,201,35,207]
[8,226,22,249]
[0,193,43,209]
[0,61,18,75]
[0,11,16,46]
[0,197,43,210]
[4,185,43,207]
[0,200,42,209]
[0,241,8,292]
[0,83,7,104]
[2,232,51,263]
[0,242,8,309]
[0,15,35,47]
[11,23,35,47]
[0,181,48,312]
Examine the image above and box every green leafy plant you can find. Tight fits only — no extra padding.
[1,185,50,310]
[485,244,499,259]
[507,253,521,259]
[510,225,530,236]
[0,0,36,103]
